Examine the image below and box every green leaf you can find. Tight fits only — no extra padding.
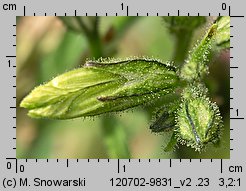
[20,58,179,119]
[180,23,217,81]
[214,16,230,50]
[163,16,206,66]
[180,16,230,81]
[175,83,223,151]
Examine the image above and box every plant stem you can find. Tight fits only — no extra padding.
[75,17,103,59]
[172,30,193,66]
[87,18,103,59]
[87,32,103,59]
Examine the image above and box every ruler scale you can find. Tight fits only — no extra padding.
[1,0,245,190]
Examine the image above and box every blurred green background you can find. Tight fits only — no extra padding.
[17,16,230,158]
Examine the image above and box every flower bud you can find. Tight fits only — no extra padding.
[20,58,179,119]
